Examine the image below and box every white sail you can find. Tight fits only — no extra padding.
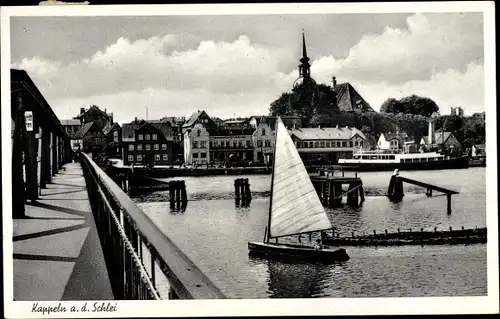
[268,118,333,238]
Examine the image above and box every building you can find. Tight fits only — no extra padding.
[103,122,122,159]
[471,144,486,157]
[450,107,464,117]
[122,118,174,166]
[331,77,375,113]
[75,105,114,129]
[73,121,106,154]
[183,111,218,165]
[252,119,275,165]
[249,115,303,130]
[61,119,82,151]
[377,132,410,152]
[419,119,461,150]
[289,125,367,165]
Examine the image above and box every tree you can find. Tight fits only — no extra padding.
[380,95,439,117]
[269,83,339,127]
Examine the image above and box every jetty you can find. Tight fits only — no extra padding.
[391,175,459,214]
[323,227,487,247]
[310,167,364,208]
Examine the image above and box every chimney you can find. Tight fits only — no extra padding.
[135,117,138,123]
[335,124,339,129]
[428,119,435,145]
[80,107,85,115]
[331,76,337,89]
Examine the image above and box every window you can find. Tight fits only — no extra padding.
[136,155,142,161]
[163,154,168,161]
[200,153,207,158]
[246,140,251,147]
[145,144,151,151]
[152,134,158,140]
[137,144,143,151]
[342,141,347,147]
[226,141,230,147]
[155,154,160,161]
[128,144,134,151]
[233,141,237,147]
[197,130,201,137]
[354,141,359,146]
[349,141,354,147]
[145,134,150,141]
[314,142,319,148]
[265,140,271,147]
[336,141,341,147]
[128,155,134,162]
[193,153,198,158]
[154,144,159,150]
[257,140,263,147]
[360,141,364,147]
[200,141,207,149]
[238,140,242,147]
[262,128,266,136]
[192,141,198,149]
[113,131,119,142]
[161,144,167,150]
[320,141,325,148]
[138,134,143,141]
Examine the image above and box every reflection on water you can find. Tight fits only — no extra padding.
[137,168,487,298]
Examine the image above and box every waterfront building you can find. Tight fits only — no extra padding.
[122,118,174,166]
[419,119,461,151]
[289,125,367,165]
[377,131,412,152]
[75,105,114,129]
[450,106,464,117]
[61,119,83,151]
[73,121,106,154]
[471,144,486,157]
[103,122,122,159]
[184,123,211,165]
[252,119,275,164]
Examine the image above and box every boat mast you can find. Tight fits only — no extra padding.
[266,117,280,242]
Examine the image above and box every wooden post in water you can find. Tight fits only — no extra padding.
[359,182,365,204]
[175,180,181,205]
[234,178,241,201]
[446,194,452,214]
[168,181,175,203]
[180,180,187,204]
[328,181,334,207]
[244,178,251,202]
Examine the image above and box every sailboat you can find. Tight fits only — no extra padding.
[248,117,350,263]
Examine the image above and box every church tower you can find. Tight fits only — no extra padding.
[293,31,317,90]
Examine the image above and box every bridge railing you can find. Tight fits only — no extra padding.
[80,153,227,300]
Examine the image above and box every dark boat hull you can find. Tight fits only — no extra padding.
[338,156,469,171]
[248,241,350,263]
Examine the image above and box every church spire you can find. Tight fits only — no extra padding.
[293,30,316,89]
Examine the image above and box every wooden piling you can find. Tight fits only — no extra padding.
[447,194,452,214]
[180,180,187,203]
[175,181,181,204]
[234,179,241,200]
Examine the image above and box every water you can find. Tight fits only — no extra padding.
[137,168,487,298]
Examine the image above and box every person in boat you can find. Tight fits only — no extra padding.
[314,239,322,250]
[388,169,404,201]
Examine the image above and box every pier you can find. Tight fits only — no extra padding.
[310,168,364,208]
[10,69,226,300]
[323,227,486,247]
[395,176,459,214]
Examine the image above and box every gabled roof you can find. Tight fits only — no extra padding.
[250,115,302,130]
[102,122,121,136]
[420,131,456,145]
[382,132,409,142]
[333,83,375,112]
[122,119,173,142]
[73,122,96,139]
[289,126,366,140]
[183,111,203,128]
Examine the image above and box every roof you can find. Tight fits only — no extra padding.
[73,122,95,139]
[102,122,120,136]
[333,83,375,112]
[122,119,173,141]
[421,132,455,145]
[183,111,203,128]
[382,132,409,142]
[250,115,302,130]
[61,119,81,126]
[289,126,366,140]
[473,144,486,150]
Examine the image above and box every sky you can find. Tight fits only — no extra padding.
[10,11,484,124]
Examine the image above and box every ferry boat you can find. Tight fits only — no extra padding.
[338,151,469,171]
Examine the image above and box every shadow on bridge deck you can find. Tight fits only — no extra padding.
[13,163,114,301]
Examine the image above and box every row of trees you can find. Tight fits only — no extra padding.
[268,85,485,148]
